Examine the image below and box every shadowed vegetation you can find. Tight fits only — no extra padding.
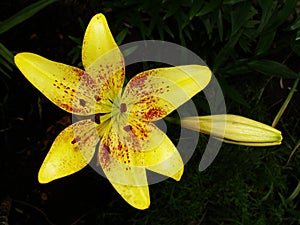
[0,0,299,224]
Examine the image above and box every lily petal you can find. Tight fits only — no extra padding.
[82,13,121,70]
[14,53,112,115]
[82,13,125,103]
[122,65,212,121]
[110,182,150,210]
[105,116,183,170]
[85,47,125,103]
[38,119,100,183]
[98,138,150,209]
[129,121,184,180]
[146,144,184,181]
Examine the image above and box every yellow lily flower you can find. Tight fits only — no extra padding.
[181,114,282,146]
[14,14,212,209]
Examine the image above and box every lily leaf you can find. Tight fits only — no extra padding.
[0,0,58,34]
[247,60,299,79]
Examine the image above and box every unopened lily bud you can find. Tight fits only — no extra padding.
[181,114,282,146]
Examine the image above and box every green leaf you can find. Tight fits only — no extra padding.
[0,57,13,71]
[290,16,300,30]
[163,1,180,20]
[157,24,164,40]
[68,35,82,45]
[188,0,204,20]
[239,36,251,53]
[0,65,11,78]
[257,0,274,33]
[0,0,58,34]
[196,0,221,17]
[219,77,249,107]
[291,41,300,56]
[0,42,14,78]
[213,29,243,72]
[263,0,298,33]
[115,28,129,45]
[230,2,256,36]
[247,60,299,79]
[164,24,175,39]
[217,9,223,42]
[223,0,245,4]
[202,18,213,39]
[255,31,276,55]
[0,42,14,65]
[184,28,192,41]
[296,30,300,41]
[222,60,251,76]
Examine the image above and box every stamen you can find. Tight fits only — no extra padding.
[120,103,127,113]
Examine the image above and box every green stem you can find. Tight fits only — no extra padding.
[272,78,299,127]
[164,116,180,125]
[286,139,300,166]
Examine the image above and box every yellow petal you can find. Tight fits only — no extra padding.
[122,65,212,121]
[14,53,112,115]
[146,146,184,181]
[103,116,183,170]
[127,121,184,180]
[38,119,100,183]
[110,182,150,210]
[181,115,283,146]
[82,14,125,102]
[85,47,125,103]
[82,13,121,70]
[98,139,150,209]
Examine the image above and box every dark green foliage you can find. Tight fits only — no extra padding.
[0,0,58,78]
[1,0,300,224]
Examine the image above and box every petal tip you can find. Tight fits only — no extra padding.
[38,169,53,184]
[172,167,184,181]
[134,199,150,210]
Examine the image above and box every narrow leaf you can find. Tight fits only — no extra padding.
[290,16,300,30]
[116,28,129,45]
[196,0,221,17]
[219,77,249,107]
[247,60,299,78]
[0,65,11,78]
[0,42,14,64]
[231,2,256,36]
[0,0,58,34]
[257,0,274,33]
[263,0,297,32]
[255,31,276,55]
[189,0,204,20]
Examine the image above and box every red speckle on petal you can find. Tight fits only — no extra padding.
[143,108,167,121]
[71,136,81,144]
[120,103,127,113]
[94,114,101,124]
[60,104,81,113]
[129,74,148,90]
[94,95,101,101]
[79,99,86,107]
[102,143,111,154]
[123,125,132,132]
[99,143,111,170]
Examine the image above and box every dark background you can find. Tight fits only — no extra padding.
[1,0,300,224]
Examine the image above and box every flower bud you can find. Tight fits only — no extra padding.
[181,114,282,146]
